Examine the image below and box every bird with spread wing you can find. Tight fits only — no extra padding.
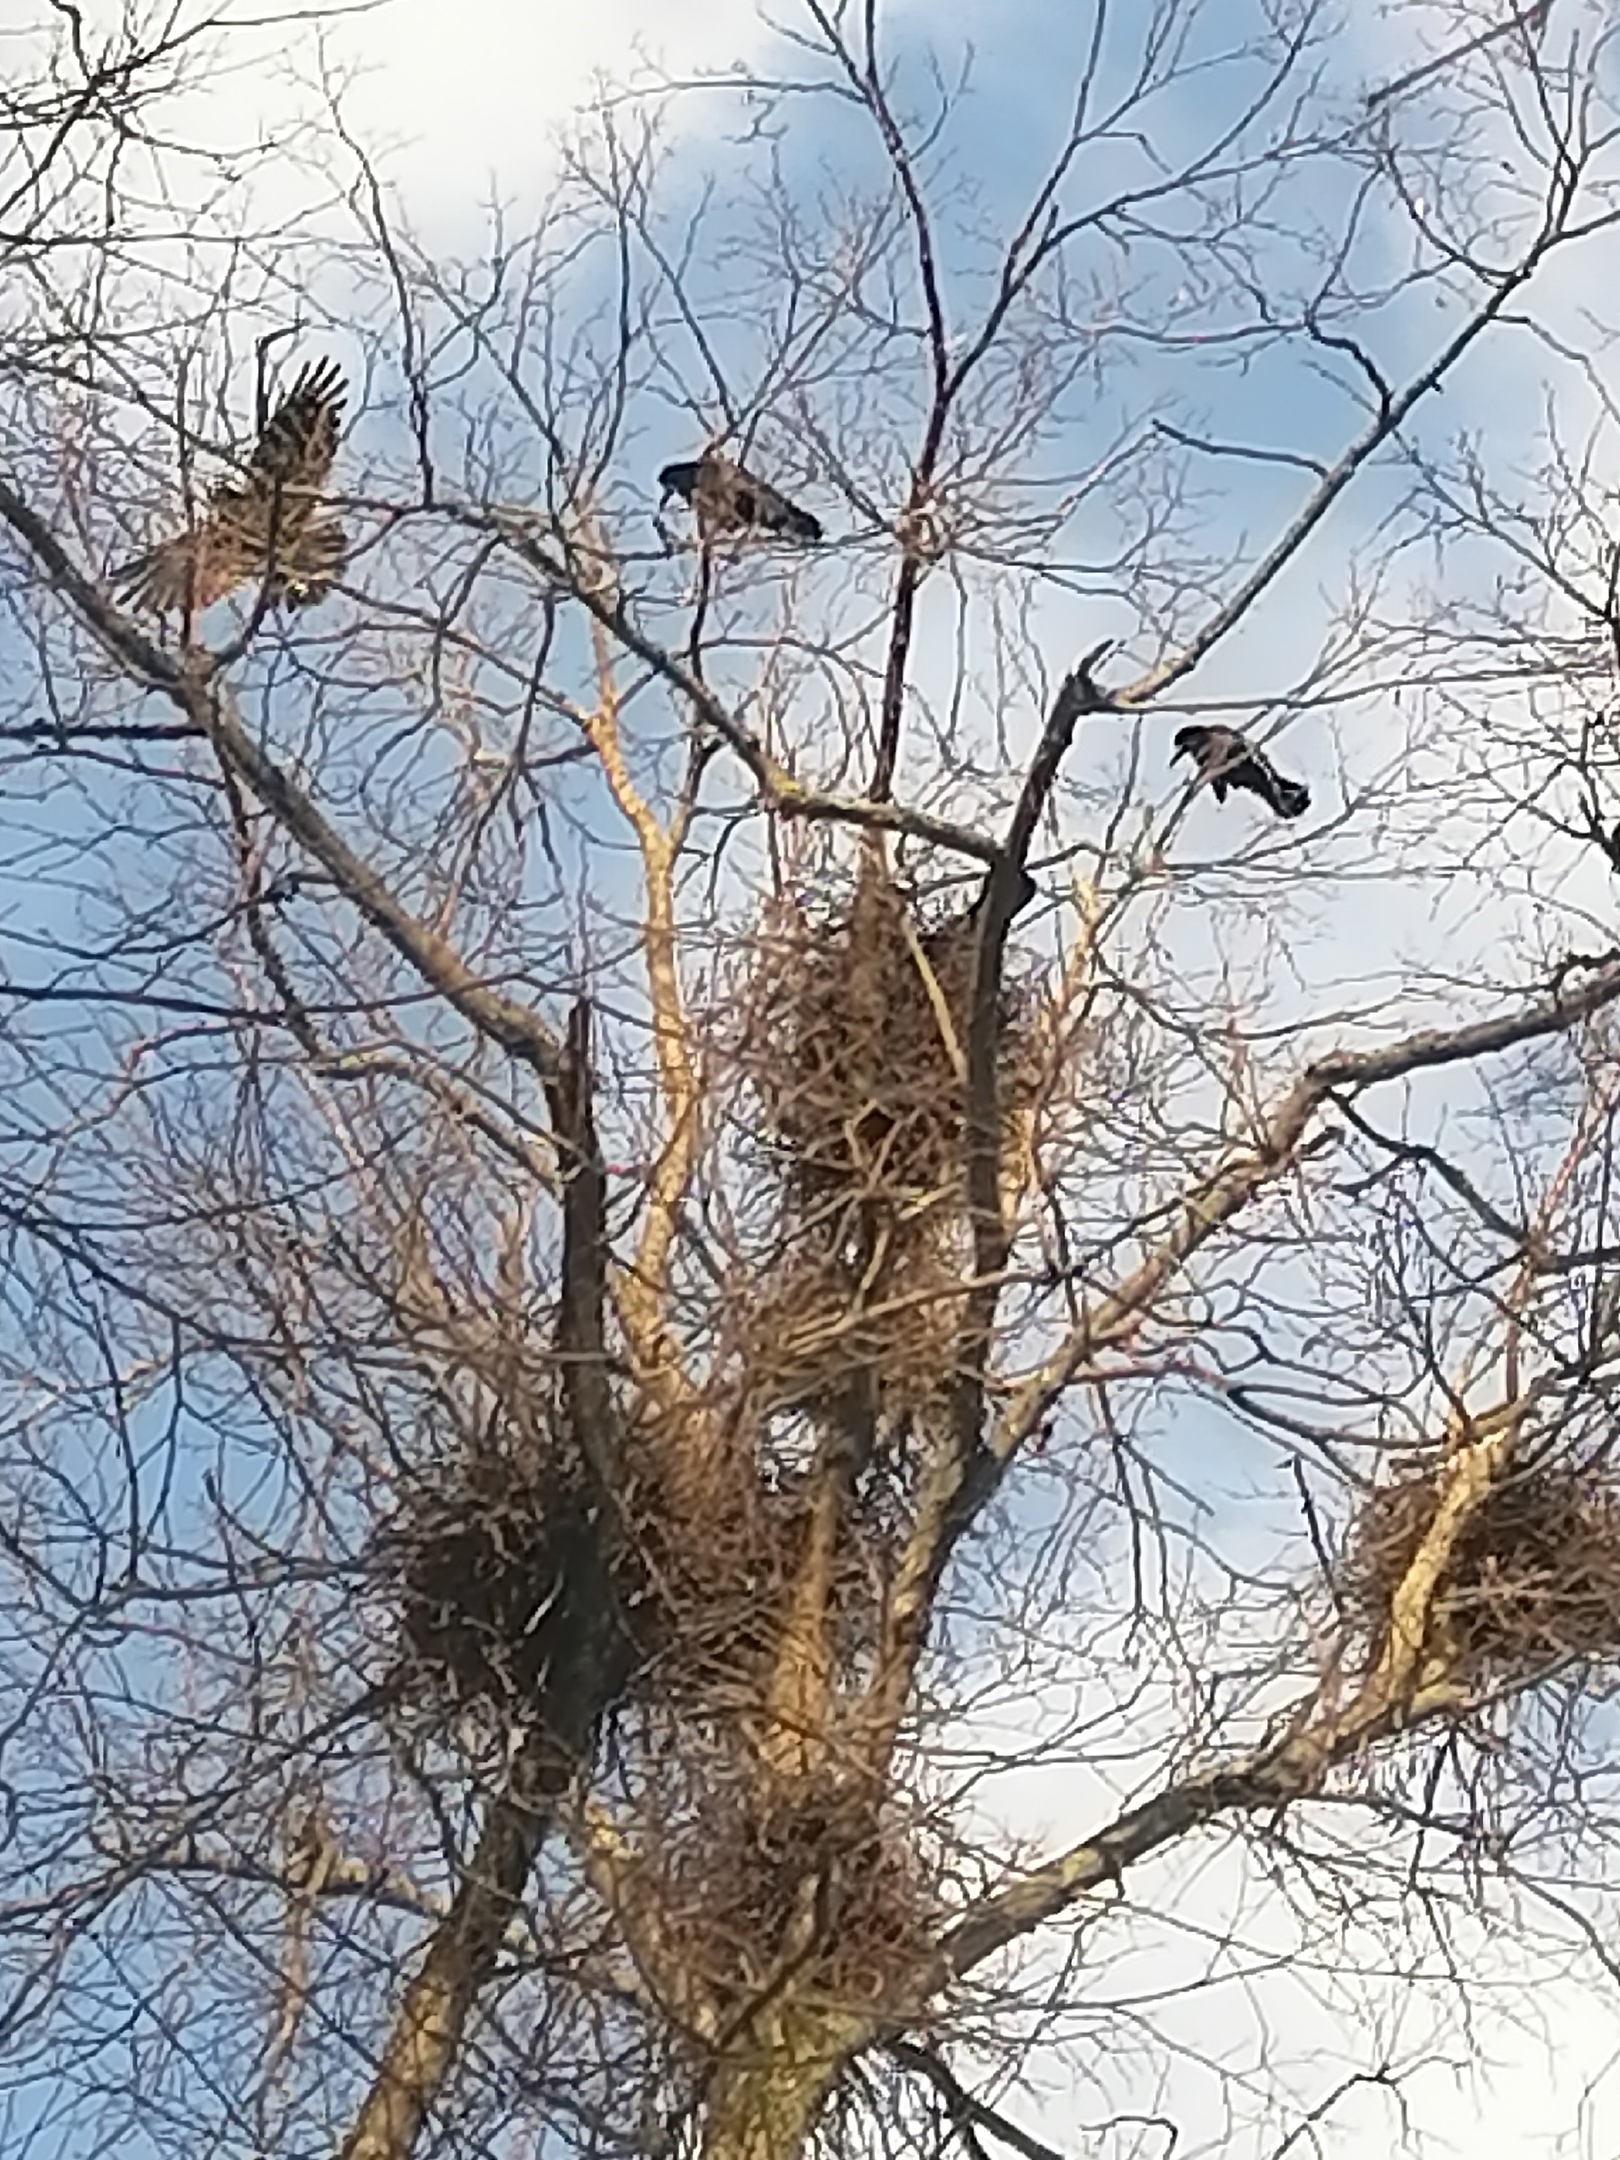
[658,449,822,546]
[117,358,349,618]
[1172,724,1310,821]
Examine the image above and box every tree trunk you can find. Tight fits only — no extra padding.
[699,1998,872,2160]
[339,1734,556,2160]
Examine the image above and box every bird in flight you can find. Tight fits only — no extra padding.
[658,450,822,546]
[117,357,349,617]
[1172,725,1309,821]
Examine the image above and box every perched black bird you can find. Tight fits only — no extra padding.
[658,451,822,545]
[1172,725,1309,821]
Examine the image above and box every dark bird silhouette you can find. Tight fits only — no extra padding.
[1172,725,1309,821]
[658,450,822,545]
[117,357,349,616]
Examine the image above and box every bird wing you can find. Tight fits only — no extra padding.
[1173,726,1307,819]
[115,488,261,614]
[691,454,821,542]
[1221,752,1277,810]
[741,468,822,543]
[691,455,742,536]
[1176,726,1238,789]
[1224,745,1308,819]
[269,511,349,606]
[247,359,346,494]
[658,462,700,506]
[241,361,346,573]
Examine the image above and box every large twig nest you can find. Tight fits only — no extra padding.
[624,1450,796,1704]
[734,876,1039,1237]
[385,1423,843,1730]
[622,1436,892,1711]
[727,1237,964,1424]
[640,1768,937,2015]
[384,1424,625,1713]
[1341,1457,1620,1685]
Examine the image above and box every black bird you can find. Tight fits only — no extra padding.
[1172,725,1309,821]
[658,451,822,545]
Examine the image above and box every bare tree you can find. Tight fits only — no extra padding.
[4,4,1620,2158]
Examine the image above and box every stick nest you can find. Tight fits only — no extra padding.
[1341,1458,1620,1684]
[623,1440,892,1711]
[381,1416,888,1729]
[385,1424,628,1712]
[723,875,1039,1423]
[644,1773,936,2016]
[725,1239,964,1423]
[736,877,1039,1231]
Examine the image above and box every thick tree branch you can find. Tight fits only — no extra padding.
[863,948,1620,1785]
[569,1800,721,2042]
[933,1424,1516,1984]
[550,998,621,1490]
[342,1003,636,2160]
[576,619,703,1403]
[996,953,1620,1456]
[865,654,1111,1753]
[338,1731,560,2160]
[783,1402,1532,2144]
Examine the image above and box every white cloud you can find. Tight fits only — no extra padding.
[315,0,772,212]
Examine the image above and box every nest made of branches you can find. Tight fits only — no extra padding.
[621,1428,895,1714]
[1341,1457,1620,1685]
[385,1420,633,1714]
[735,876,1040,1239]
[382,1402,897,1737]
[640,1770,937,2016]
[725,1235,966,1425]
